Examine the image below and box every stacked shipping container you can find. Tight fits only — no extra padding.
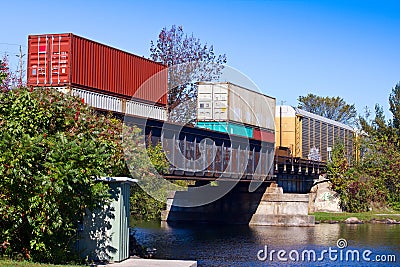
[196,82,275,143]
[71,88,166,120]
[27,33,167,120]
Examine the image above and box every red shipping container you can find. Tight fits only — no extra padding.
[27,33,167,106]
[253,128,275,143]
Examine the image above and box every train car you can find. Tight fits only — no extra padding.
[196,82,275,143]
[26,33,167,121]
[275,105,355,162]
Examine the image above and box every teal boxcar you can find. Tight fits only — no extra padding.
[196,121,253,138]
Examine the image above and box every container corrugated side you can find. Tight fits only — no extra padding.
[229,83,275,130]
[69,87,166,121]
[253,128,275,143]
[72,88,123,113]
[197,82,275,130]
[27,33,167,106]
[275,105,355,161]
[125,98,166,121]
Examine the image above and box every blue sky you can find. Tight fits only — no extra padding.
[2,0,399,119]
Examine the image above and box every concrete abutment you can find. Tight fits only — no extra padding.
[162,182,314,226]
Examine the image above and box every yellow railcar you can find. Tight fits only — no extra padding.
[275,106,355,162]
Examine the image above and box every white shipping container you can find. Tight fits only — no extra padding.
[126,99,166,121]
[72,88,122,113]
[56,87,166,121]
[197,82,276,130]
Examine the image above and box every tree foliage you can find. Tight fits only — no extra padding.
[357,82,400,210]
[327,142,369,212]
[130,142,168,222]
[0,55,19,91]
[297,93,357,125]
[329,82,400,212]
[389,82,400,130]
[150,25,227,123]
[130,184,166,222]
[0,87,129,263]
[129,142,193,222]
[0,60,7,85]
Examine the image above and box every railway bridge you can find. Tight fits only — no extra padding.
[124,115,326,193]
[123,114,325,226]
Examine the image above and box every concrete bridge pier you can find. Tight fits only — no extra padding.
[249,183,314,226]
[162,182,314,226]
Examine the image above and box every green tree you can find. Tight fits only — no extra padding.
[150,25,227,123]
[327,142,349,190]
[0,60,7,85]
[327,142,369,212]
[389,82,400,130]
[146,142,170,174]
[129,142,193,222]
[358,139,400,210]
[357,82,400,210]
[130,142,169,222]
[297,93,357,125]
[0,55,19,91]
[0,87,130,263]
[323,82,400,212]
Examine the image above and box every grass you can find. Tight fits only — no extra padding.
[0,259,82,267]
[312,211,400,223]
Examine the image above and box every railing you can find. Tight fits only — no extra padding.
[274,155,326,175]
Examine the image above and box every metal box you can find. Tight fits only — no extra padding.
[70,87,166,121]
[79,177,136,263]
[253,127,275,143]
[27,33,167,106]
[197,82,276,130]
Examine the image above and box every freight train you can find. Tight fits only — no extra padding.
[195,82,355,163]
[27,33,354,175]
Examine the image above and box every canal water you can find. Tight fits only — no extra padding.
[133,222,400,266]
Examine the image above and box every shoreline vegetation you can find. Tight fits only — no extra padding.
[0,259,82,267]
[312,212,400,224]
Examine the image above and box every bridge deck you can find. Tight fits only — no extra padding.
[123,114,326,193]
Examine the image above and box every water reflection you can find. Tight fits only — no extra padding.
[133,222,400,266]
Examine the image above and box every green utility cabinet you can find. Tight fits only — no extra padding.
[78,177,137,263]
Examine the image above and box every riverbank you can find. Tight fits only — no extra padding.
[312,211,400,223]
